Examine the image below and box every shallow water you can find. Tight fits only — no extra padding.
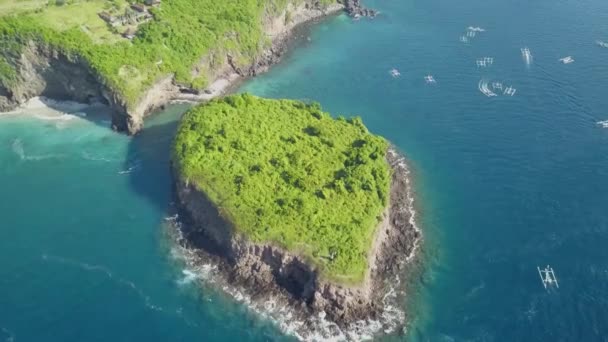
[2,0,608,340]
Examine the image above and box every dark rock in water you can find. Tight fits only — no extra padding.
[341,0,378,18]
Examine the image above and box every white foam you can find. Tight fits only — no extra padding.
[81,151,116,163]
[597,120,608,128]
[478,80,497,97]
[467,26,486,32]
[11,138,64,161]
[177,269,199,286]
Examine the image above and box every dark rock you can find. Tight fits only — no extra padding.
[340,0,378,18]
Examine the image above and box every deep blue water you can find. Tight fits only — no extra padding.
[2,0,608,340]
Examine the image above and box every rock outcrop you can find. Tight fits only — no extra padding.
[341,0,378,18]
[173,148,421,326]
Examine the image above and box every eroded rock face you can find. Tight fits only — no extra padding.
[0,1,345,134]
[0,42,177,134]
[173,148,421,326]
[341,0,378,18]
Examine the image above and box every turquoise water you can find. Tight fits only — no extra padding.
[2,0,608,340]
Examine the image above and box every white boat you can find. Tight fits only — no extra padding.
[390,68,401,77]
[481,57,494,65]
[538,265,559,289]
[521,47,533,65]
[425,75,436,84]
[492,82,503,90]
[559,56,574,64]
[596,40,608,48]
[476,59,487,67]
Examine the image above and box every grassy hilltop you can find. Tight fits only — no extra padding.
[0,0,334,107]
[173,94,391,283]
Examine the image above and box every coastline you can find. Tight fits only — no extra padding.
[170,3,345,105]
[0,2,345,133]
[169,147,422,340]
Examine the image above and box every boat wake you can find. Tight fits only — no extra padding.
[478,80,517,98]
[118,160,141,174]
[81,151,118,163]
[467,26,486,32]
[597,120,608,128]
[478,80,497,97]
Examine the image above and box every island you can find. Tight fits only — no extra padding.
[0,0,375,134]
[172,94,420,328]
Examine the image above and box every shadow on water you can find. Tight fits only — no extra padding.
[123,105,190,212]
[34,97,116,130]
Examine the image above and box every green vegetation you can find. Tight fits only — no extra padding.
[173,94,391,283]
[0,0,336,107]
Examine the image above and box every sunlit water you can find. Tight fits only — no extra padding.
[2,0,608,340]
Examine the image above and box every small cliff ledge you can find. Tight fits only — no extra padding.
[172,95,421,327]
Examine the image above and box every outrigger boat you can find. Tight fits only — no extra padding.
[559,56,574,64]
[538,265,559,289]
[503,86,516,96]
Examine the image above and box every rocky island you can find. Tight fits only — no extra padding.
[172,94,420,332]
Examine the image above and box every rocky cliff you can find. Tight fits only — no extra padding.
[173,148,421,326]
[0,1,344,134]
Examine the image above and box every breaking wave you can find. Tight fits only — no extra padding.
[597,120,608,128]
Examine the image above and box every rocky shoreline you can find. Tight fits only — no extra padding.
[0,1,366,134]
[171,147,421,338]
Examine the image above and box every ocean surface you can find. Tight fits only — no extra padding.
[2,0,608,340]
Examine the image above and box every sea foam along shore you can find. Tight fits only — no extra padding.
[0,96,116,129]
[166,148,422,341]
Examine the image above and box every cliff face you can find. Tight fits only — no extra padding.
[174,149,421,326]
[0,41,142,132]
[0,1,343,134]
